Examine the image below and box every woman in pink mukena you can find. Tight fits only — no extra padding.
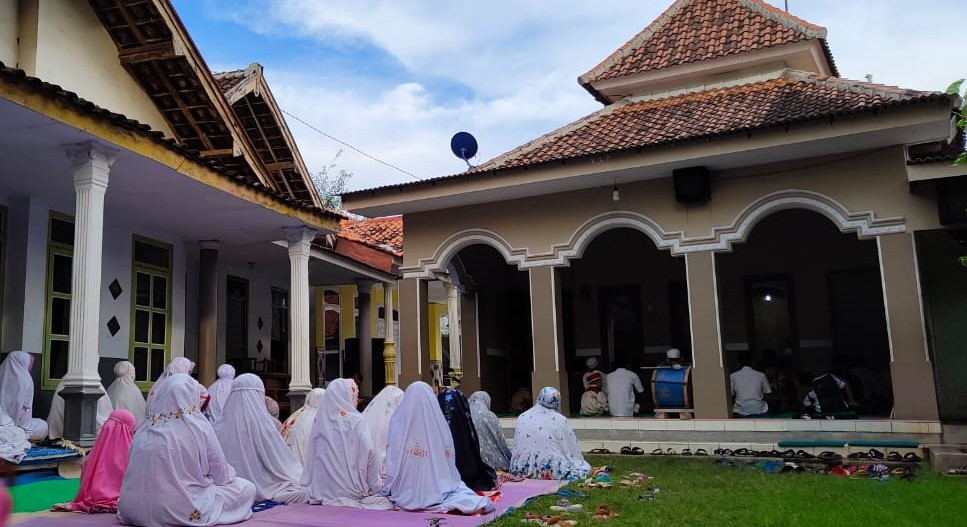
[53,409,136,513]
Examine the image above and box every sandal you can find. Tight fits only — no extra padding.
[650,448,664,456]
[713,448,724,455]
[681,448,692,456]
[903,452,923,462]
[847,451,869,459]
[886,451,903,462]
[819,451,842,461]
[796,450,816,459]
[549,499,583,513]
[592,504,619,520]
[619,446,632,455]
[695,448,708,456]
[630,447,645,455]
[734,448,751,456]
[589,448,612,454]
[665,447,677,455]
[868,449,885,459]
[637,493,657,501]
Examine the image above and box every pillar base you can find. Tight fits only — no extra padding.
[890,360,939,420]
[288,387,310,412]
[60,386,102,447]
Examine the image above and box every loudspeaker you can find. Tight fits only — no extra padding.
[936,175,967,226]
[673,166,711,204]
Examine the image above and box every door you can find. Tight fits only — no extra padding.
[225,276,249,366]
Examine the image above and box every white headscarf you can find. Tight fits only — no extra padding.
[283,388,325,466]
[145,357,200,414]
[118,374,255,527]
[468,391,512,472]
[382,382,493,514]
[510,387,590,480]
[46,381,113,439]
[302,379,391,509]
[215,374,308,504]
[0,351,38,435]
[0,410,30,464]
[106,361,146,422]
[205,364,235,422]
[361,385,404,475]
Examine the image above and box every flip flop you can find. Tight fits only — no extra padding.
[630,447,645,455]
[681,448,693,456]
[796,450,816,459]
[651,448,664,456]
[620,446,632,455]
[818,451,842,461]
[695,448,708,456]
[665,447,677,455]
[903,452,923,462]
[886,451,903,461]
[868,449,885,460]
[847,451,869,459]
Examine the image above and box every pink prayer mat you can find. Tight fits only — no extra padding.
[14,479,566,527]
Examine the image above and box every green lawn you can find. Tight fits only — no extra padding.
[487,456,967,527]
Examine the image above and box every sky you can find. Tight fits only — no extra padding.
[171,0,963,193]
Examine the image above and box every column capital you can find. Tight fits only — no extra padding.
[283,225,317,247]
[355,279,376,294]
[65,142,118,187]
[198,239,221,251]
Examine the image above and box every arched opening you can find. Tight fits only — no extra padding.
[433,244,532,413]
[560,227,689,415]
[716,209,893,417]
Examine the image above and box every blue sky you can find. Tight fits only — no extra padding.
[171,0,963,192]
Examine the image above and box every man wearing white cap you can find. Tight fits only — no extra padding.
[580,357,608,416]
[665,348,683,369]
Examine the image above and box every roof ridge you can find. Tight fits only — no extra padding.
[578,0,828,85]
[781,70,941,99]
[473,100,633,172]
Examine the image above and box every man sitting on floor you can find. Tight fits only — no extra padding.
[580,357,608,416]
[606,359,643,417]
[730,353,771,417]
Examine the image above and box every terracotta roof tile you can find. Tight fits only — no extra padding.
[580,0,830,84]
[339,216,403,256]
[475,71,948,172]
[213,69,248,92]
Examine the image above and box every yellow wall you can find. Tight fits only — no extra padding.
[313,287,325,349]
[20,0,173,136]
[428,302,447,362]
[339,285,356,340]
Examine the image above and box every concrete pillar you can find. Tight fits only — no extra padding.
[357,280,374,396]
[528,266,569,414]
[284,226,316,409]
[459,291,481,394]
[382,281,397,386]
[684,251,731,419]
[877,232,939,420]
[61,141,116,445]
[398,277,429,386]
[446,282,462,388]
[196,240,219,386]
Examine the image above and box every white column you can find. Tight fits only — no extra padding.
[284,226,316,396]
[62,142,116,388]
[382,281,397,386]
[446,282,462,387]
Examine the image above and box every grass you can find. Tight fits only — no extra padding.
[486,456,967,527]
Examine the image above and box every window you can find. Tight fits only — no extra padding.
[130,237,172,387]
[42,213,74,389]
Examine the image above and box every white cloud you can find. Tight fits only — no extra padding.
[197,0,963,194]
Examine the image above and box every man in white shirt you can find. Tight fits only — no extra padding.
[606,359,644,417]
[730,353,771,416]
[580,357,608,416]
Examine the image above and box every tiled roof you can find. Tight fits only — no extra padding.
[474,70,949,172]
[213,69,247,92]
[0,61,343,224]
[580,0,832,85]
[339,216,403,256]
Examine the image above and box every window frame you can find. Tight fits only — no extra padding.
[128,235,173,391]
[41,212,74,390]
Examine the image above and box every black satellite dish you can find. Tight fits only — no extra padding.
[450,132,478,169]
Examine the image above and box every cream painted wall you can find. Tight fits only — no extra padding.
[28,0,173,136]
[0,0,17,66]
[402,147,940,269]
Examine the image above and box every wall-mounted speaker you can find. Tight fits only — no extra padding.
[673,166,711,204]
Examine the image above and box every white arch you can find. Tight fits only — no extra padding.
[401,229,528,279]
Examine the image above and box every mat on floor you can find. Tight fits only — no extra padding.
[11,479,80,512]
[13,478,565,527]
[20,447,81,466]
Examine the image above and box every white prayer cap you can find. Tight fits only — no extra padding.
[666,348,681,360]
[585,357,598,369]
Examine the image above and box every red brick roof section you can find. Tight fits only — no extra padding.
[338,216,403,257]
[476,71,947,172]
[580,0,829,84]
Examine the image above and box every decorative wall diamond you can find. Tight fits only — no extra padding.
[257,317,263,330]
[256,339,263,353]
[107,316,121,336]
[108,279,123,300]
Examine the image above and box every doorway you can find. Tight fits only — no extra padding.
[599,286,644,370]
[225,275,249,365]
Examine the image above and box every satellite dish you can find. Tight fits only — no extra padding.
[450,132,478,168]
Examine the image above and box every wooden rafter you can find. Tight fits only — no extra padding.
[145,60,214,150]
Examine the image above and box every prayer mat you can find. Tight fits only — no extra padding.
[20,447,81,466]
[12,479,566,527]
[11,479,80,512]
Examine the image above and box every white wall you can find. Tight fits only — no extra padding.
[0,0,17,66]
[25,0,173,137]
[216,262,290,366]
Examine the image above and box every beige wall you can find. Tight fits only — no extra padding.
[402,148,938,270]
[16,0,173,136]
[0,0,16,66]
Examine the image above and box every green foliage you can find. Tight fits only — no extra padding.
[312,150,353,210]
[948,79,967,166]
